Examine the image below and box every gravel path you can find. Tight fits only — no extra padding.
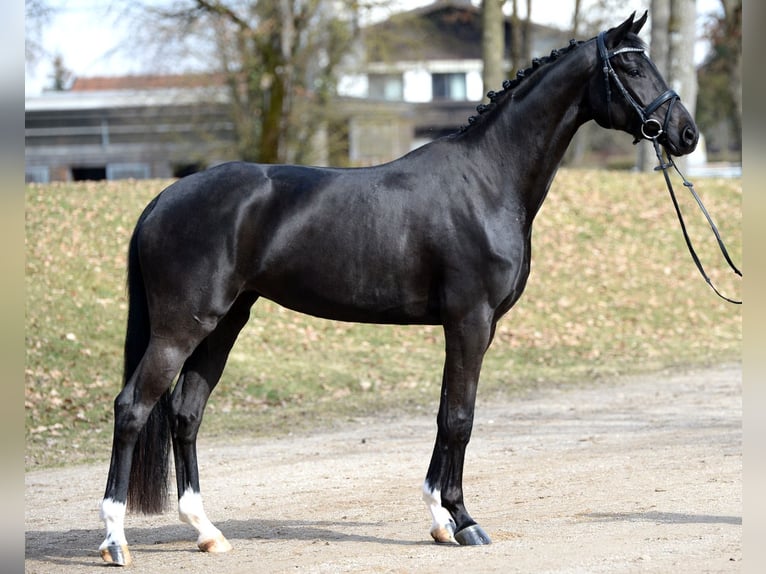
[25,364,741,573]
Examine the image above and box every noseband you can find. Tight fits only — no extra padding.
[597,31,679,143]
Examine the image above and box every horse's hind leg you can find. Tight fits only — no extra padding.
[100,335,201,566]
[171,292,258,553]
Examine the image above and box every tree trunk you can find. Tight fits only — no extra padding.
[510,0,521,75]
[522,0,532,63]
[571,0,582,37]
[509,0,531,73]
[669,0,697,116]
[567,0,586,165]
[720,0,742,142]
[259,72,286,164]
[482,0,505,98]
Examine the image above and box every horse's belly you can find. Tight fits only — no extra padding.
[257,283,441,325]
[249,254,440,325]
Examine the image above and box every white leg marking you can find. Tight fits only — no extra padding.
[99,498,132,565]
[99,498,127,549]
[422,482,457,544]
[178,488,232,553]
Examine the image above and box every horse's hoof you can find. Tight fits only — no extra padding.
[430,526,458,545]
[198,534,233,554]
[454,524,492,546]
[100,544,133,566]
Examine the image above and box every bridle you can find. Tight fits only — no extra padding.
[597,31,742,305]
[597,31,679,144]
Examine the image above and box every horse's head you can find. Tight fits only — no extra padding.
[588,12,698,156]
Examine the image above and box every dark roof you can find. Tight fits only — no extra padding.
[364,0,567,64]
[366,1,487,62]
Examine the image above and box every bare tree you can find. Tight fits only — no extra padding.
[25,0,53,66]
[571,0,583,36]
[482,0,505,98]
[138,0,371,165]
[566,0,586,165]
[668,0,697,116]
[523,0,532,62]
[509,0,531,74]
[510,0,521,74]
[717,0,742,134]
[693,0,740,160]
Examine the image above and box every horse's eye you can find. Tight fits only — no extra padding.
[627,68,641,78]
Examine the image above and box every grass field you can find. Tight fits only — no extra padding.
[24,169,741,470]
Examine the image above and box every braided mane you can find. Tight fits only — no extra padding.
[459,38,583,133]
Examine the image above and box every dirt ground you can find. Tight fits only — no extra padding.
[25,364,741,573]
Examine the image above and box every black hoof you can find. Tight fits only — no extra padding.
[454,524,492,545]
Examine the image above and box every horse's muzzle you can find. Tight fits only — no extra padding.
[665,122,699,157]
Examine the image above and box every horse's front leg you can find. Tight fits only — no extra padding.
[423,310,494,546]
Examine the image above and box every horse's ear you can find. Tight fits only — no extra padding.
[632,11,648,35]
[604,13,636,49]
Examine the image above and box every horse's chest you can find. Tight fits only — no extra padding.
[482,229,531,310]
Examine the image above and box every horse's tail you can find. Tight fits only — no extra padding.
[124,197,172,515]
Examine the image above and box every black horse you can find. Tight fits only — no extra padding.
[99,13,698,565]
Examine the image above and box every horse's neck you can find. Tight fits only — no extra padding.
[476,47,596,218]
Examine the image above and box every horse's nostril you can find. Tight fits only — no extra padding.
[682,125,698,146]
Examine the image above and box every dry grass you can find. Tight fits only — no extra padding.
[25,169,741,470]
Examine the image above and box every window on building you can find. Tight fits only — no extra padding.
[368,73,404,101]
[106,163,151,180]
[25,166,50,184]
[431,73,467,101]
